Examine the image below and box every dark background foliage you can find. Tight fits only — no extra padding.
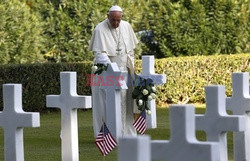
[0,62,92,112]
[0,0,249,64]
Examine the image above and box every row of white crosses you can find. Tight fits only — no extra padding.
[226,72,250,161]
[2,58,250,161]
[118,72,250,161]
[98,56,166,140]
[0,72,91,161]
[0,55,162,160]
[100,55,166,139]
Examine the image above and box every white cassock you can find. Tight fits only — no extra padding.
[88,18,138,137]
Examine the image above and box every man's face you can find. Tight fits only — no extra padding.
[108,11,122,28]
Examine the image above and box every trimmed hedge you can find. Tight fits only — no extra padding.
[1,54,250,111]
[151,53,250,106]
[0,62,92,112]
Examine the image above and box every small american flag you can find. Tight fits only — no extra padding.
[133,109,147,134]
[95,123,117,156]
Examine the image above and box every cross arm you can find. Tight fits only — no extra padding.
[16,112,40,128]
[46,95,61,108]
[71,96,92,109]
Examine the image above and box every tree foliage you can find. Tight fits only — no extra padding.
[0,0,45,64]
[26,0,144,62]
[141,0,250,58]
[0,0,249,64]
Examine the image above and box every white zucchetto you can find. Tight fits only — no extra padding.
[109,5,123,12]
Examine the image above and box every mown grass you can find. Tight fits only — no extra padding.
[0,107,234,161]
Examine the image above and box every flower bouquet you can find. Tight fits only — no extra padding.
[132,74,157,115]
[92,63,109,75]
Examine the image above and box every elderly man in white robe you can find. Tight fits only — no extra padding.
[88,5,138,137]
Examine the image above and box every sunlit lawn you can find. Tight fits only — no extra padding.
[0,107,234,161]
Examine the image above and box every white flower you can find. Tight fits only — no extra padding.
[146,110,151,115]
[152,86,156,92]
[148,95,153,101]
[142,89,149,95]
[150,93,156,99]
[91,65,98,71]
[138,99,143,106]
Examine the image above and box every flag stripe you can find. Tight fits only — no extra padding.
[133,116,143,126]
[134,117,144,127]
[137,120,146,134]
[133,109,147,135]
[95,123,117,156]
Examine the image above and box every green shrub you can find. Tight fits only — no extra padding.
[151,53,250,106]
[2,0,249,63]
[40,0,100,62]
[0,62,92,112]
[140,0,250,58]
[0,0,145,64]
[36,0,144,62]
[1,54,250,111]
[0,0,45,64]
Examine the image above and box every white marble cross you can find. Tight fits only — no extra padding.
[0,84,40,161]
[151,105,220,161]
[46,72,91,161]
[196,85,245,161]
[100,63,127,140]
[139,55,166,129]
[118,136,151,161]
[226,72,250,161]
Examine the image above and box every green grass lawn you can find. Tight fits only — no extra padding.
[0,107,234,161]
